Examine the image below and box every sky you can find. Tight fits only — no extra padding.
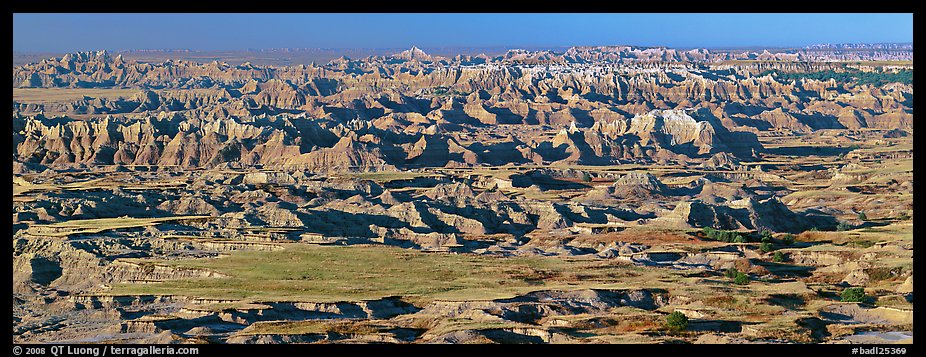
[13,13,914,53]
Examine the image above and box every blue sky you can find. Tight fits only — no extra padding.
[13,13,913,52]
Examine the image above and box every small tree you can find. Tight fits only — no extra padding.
[836,222,852,231]
[725,267,739,279]
[581,172,592,183]
[716,230,728,242]
[841,287,867,303]
[857,211,867,221]
[666,311,689,332]
[759,229,774,243]
[734,272,750,285]
[733,235,748,244]
[773,251,786,262]
[721,231,733,242]
[760,242,775,253]
[781,234,796,246]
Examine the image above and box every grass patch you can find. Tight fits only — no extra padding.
[13,88,142,104]
[241,319,389,336]
[425,319,527,337]
[13,175,188,197]
[27,216,211,237]
[13,176,58,196]
[865,267,906,282]
[342,171,441,183]
[796,222,912,245]
[110,244,669,303]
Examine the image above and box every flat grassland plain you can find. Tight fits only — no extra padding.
[13,46,913,344]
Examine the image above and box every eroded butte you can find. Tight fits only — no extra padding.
[13,45,913,344]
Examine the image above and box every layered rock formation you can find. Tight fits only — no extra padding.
[12,44,913,345]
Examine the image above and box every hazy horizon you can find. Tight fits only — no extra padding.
[13,13,913,53]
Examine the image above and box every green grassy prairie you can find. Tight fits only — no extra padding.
[27,216,211,237]
[110,244,671,303]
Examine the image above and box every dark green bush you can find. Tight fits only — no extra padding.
[703,228,748,243]
[781,234,796,246]
[666,311,689,331]
[841,287,866,303]
[773,251,786,262]
[733,272,750,285]
[760,242,775,253]
[759,229,774,243]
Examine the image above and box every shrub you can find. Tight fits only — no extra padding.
[781,234,796,246]
[665,311,689,331]
[857,211,867,221]
[773,251,786,262]
[703,228,747,243]
[836,222,852,231]
[840,287,866,303]
[724,232,740,243]
[760,242,775,253]
[725,267,739,279]
[733,272,750,285]
[718,231,731,242]
[759,229,774,243]
[581,172,592,183]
